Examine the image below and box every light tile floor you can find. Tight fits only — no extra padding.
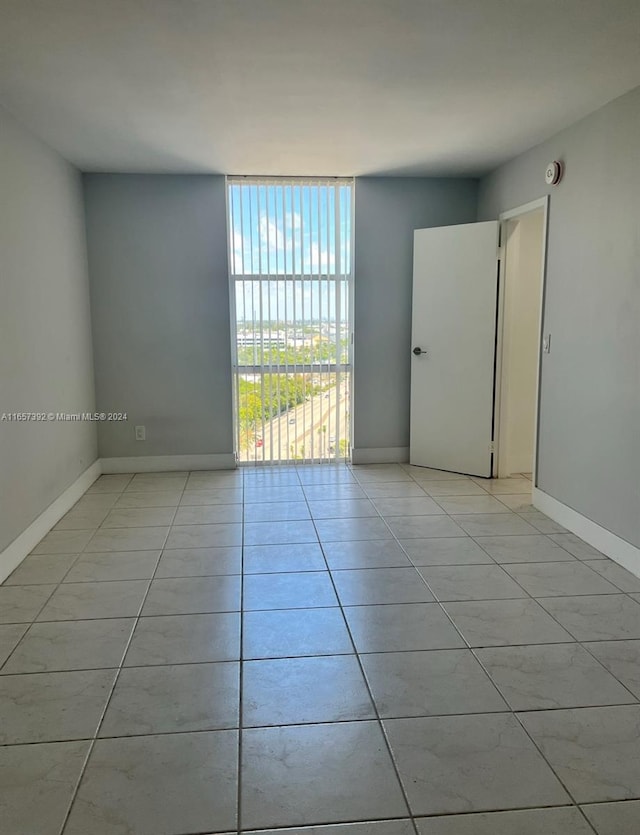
[2,464,640,834]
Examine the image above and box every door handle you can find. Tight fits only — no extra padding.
[413,347,427,356]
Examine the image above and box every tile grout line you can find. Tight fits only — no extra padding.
[236,468,246,835]
[3,465,639,833]
[0,548,619,586]
[413,472,630,832]
[0,555,84,672]
[468,533,640,707]
[507,713,600,835]
[399,470,624,834]
[240,464,637,724]
[6,593,640,625]
[300,467,421,835]
[8,635,638,680]
[113,463,640,832]
[0,483,135,669]
[466,524,640,704]
[351,467,602,831]
[4,696,640,750]
[47,476,135,835]
[56,472,184,835]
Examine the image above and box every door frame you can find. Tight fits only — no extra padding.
[492,196,549,484]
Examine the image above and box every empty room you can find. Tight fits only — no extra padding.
[1,2,640,834]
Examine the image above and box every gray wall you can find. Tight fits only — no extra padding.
[83,175,233,459]
[353,177,478,457]
[479,85,640,548]
[85,175,478,464]
[0,107,96,553]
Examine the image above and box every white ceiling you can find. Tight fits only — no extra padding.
[1,0,639,176]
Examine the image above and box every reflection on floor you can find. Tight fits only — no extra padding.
[2,463,640,835]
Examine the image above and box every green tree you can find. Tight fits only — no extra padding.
[237,373,320,454]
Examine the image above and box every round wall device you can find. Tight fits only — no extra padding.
[545,160,563,185]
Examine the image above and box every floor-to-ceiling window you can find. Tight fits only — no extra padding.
[227,177,353,464]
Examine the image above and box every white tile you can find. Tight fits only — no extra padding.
[471,478,533,495]
[434,495,508,515]
[87,475,133,494]
[385,713,568,815]
[32,530,93,555]
[241,722,408,828]
[101,507,176,528]
[85,526,169,552]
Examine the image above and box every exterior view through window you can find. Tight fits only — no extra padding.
[227,177,353,464]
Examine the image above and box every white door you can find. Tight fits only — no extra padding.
[410,221,499,477]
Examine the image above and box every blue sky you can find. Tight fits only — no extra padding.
[229,181,352,323]
[228,181,351,276]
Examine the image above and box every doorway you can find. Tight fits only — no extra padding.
[227,177,354,465]
[408,203,548,482]
[494,198,548,480]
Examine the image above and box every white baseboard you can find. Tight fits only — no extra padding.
[0,460,102,584]
[100,453,236,473]
[533,487,640,577]
[0,454,236,583]
[351,447,409,465]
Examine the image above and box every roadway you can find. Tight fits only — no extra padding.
[242,379,350,462]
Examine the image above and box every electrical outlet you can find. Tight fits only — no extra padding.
[135,425,146,441]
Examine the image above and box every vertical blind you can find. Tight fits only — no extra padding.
[227,177,353,464]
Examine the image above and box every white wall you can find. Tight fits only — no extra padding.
[353,177,478,461]
[0,107,97,554]
[83,175,234,461]
[499,210,544,475]
[479,85,640,549]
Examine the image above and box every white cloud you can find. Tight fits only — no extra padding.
[259,216,286,251]
[310,242,336,273]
